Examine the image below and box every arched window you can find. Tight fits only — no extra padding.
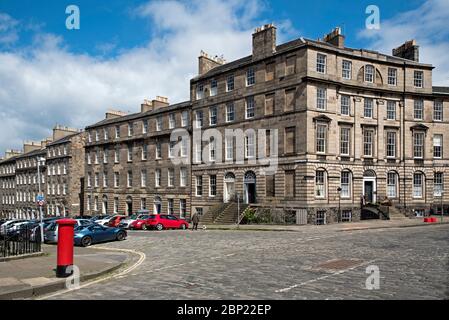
[315,169,327,198]
[224,172,235,183]
[387,171,398,198]
[413,172,424,198]
[340,170,352,198]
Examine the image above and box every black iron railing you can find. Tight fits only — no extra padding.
[0,224,42,258]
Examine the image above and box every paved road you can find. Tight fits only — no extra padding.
[48,224,449,300]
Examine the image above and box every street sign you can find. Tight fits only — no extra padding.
[36,194,45,202]
[38,200,45,207]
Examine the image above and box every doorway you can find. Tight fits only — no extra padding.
[244,171,257,204]
[126,196,133,216]
[363,170,377,204]
[224,172,235,203]
[154,196,162,215]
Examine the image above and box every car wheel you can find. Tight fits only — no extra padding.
[81,236,92,247]
[142,224,147,231]
[180,224,186,230]
[156,223,163,231]
[116,231,126,241]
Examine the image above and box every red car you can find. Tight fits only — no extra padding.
[130,214,189,231]
[107,215,128,228]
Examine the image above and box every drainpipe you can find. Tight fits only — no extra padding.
[402,62,407,214]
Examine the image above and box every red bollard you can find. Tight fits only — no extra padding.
[56,219,77,278]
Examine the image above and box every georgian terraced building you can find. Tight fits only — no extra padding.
[189,25,449,223]
[2,24,449,224]
[83,98,191,218]
[0,150,22,218]
[0,126,85,219]
[45,126,85,217]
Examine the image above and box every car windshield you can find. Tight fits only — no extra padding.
[75,225,89,231]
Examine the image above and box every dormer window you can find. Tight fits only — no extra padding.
[365,65,374,83]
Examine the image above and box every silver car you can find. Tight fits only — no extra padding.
[118,212,149,229]
[44,219,93,243]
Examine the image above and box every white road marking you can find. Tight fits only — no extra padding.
[36,247,146,300]
[275,259,377,293]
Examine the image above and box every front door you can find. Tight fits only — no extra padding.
[364,181,374,203]
[245,183,256,204]
[126,202,132,216]
[225,182,235,203]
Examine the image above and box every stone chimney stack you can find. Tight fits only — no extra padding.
[53,124,80,141]
[5,149,22,159]
[23,141,42,154]
[105,109,128,120]
[252,24,277,60]
[392,40,419,62]
[141,99,153,113]
[152,96,169,110]
[323,27,345,48]
[198,51,225,76]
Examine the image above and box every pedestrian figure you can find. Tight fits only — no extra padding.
[191,212,200,231]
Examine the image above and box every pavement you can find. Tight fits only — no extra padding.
[202,216,449,232]
[45,221,449,300]
[0,244,131,299]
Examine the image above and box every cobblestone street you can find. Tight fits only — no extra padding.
[47,224,449,300]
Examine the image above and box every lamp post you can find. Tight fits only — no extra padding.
[337,187,342,223]
[37,157,45,243]
[441,191,444,223]
[236,192,240,229]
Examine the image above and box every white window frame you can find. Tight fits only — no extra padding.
[414,71,424,88]
[246,67,255,86]
[388,68,397,86]
[365,65,374,83]
[342,60,352,79]
[316,54,327,74]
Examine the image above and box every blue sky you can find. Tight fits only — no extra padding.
[0,0,424,56]
[0,0,448,155]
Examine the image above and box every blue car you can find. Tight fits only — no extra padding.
[74,224,127,247]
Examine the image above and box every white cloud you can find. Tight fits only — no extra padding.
[0,0,296,156]
[0,12,19,45]
[358,0,449,85]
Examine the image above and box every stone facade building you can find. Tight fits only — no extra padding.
[13,142,47,220]
[0,150,22,218]
[2,24,449,225]
[45,126,85,217]
[189,25,449,223]
[83,98,191,218]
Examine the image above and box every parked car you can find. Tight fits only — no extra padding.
[73,215,93,220]
[8,222,41,242]
[44,219,93,243]
[135,214,189,231]
[94,215,114,226]
[118,210,151,229]
[0,219,27,237]
[107,215,128,228]
[74,224,127,247]
[90,215,111,222]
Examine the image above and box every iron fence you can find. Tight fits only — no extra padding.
[0,224,42,258]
